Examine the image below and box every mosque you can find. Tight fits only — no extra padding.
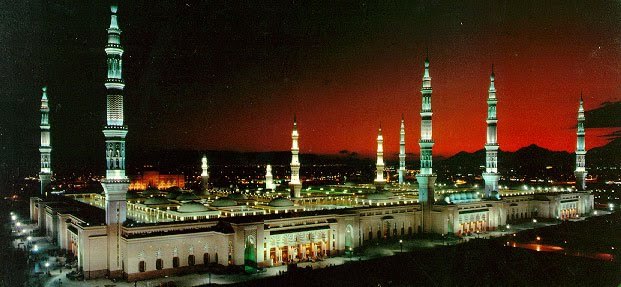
[29,5,593,282]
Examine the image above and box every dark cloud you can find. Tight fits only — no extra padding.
[585,101,621,129]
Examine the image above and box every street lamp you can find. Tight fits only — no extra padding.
[399,239,403,253]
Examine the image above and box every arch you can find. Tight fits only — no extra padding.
[345,225,353,250]
[244,235,257,272]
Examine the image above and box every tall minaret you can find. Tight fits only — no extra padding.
[415,53,437,233]
[290,115,302,197]
[201,155,209,193]
[100,5,128,278]
[39,86,52,195]
[399,115,406,184]
[575,94,587,191]
[265,164,275,191]
[482,66,500,199]
[374,125,386,190]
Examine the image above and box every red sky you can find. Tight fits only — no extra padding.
[16,1,621,170]
[159,2,621,158]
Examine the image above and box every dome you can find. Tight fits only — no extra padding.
[144,197,170,205]
[227,193,247,200]
[366,191,393,201]
[165,190,182,199]
[366,193,388,200]
[166,186,183,193]
[210,197,237,208]
[142,187,164,197]
[177,202,209,213]
[382,191,394,198]
[176,193,199,202]
[268,198,294,207]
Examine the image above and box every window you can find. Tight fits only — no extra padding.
[188,255,195,266]
[139,261,145,272]
[203,253,210,265]
[156,259,163,270]
[172,257,179,268]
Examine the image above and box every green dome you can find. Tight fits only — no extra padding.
[227,193,247,200]
[210,197,237,208]
[177,202,209,213]
[268,198,294,207]
[176,193,199,202]
[144,197,171,205]
[165,190,182,199]
[366,191,393,200]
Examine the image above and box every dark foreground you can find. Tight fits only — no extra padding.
[222,241,620,287]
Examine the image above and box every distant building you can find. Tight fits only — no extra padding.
[129,171,185,190]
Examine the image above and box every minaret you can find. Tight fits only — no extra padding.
[201,155,209,193]
[265,164,275,191]
[99,5,128,278]
[399,115,406,184]
[374,125,386,190]
[482,65,500,199]
[289,115,302,197]
[39,86,52,195]
[575,94,587,191]
[415,53,437,233]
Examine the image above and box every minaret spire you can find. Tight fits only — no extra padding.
[374,124,386,190]
[290,115,302,197]
[416,53,437,233]
[39,86,52,195]
[399,115,406,184]
[100,4,129,278]
[265,164,275,191]
[483,65,500,199]
[575,93,587,191]
[201,155,209,193]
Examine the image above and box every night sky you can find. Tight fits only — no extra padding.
[2,1,621,176]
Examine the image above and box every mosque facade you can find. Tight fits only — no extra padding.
[30,5,594,282]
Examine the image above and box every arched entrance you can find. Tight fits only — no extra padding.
[244,235,257,273]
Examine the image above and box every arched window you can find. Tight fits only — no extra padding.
[188,255,195,266]
[139,261,145,272]
[172,257,179,268]
[156,259,163,270]
[203,253,210,265]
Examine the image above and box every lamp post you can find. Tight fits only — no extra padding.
[399,239,403,253]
